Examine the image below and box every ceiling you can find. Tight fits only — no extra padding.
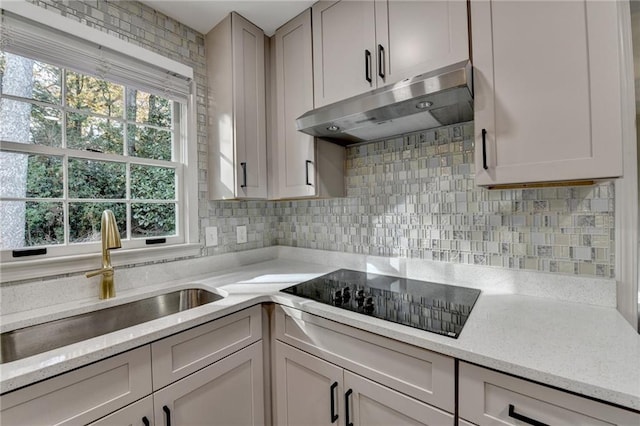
[139,1,315,36]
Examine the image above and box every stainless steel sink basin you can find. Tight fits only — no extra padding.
[1,288,223,364]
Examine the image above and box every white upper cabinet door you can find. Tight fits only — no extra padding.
[207,12,267,200]
[312,0,376,107]
[374,0,469,87]
[233,13,268,198]
[472,0,624,187]
[275,9,316,198]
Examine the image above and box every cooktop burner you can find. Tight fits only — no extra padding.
[281,269,480,338]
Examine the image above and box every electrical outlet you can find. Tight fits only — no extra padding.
[237,225,247,244]
[205,226,218,247]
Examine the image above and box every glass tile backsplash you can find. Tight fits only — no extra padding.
[204,122,614,278]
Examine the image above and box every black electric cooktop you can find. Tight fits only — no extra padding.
[281,269,480,338]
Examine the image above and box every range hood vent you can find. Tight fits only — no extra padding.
[296,61,473,145]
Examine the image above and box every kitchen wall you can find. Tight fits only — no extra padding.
[26,0,615,279]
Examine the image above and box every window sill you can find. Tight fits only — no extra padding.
[0,243,202,283]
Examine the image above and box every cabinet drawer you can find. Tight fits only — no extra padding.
[88,395,153,426]
[274,305,455,412]
[0,346,152,426]
[459,362,639,425]
[151,305,262,390]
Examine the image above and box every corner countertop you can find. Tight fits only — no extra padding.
[1,258,639,412]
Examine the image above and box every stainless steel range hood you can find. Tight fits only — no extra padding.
[296,61,473,145]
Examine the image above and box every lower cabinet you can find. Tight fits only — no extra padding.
[275,341,454,426]
[0,306,264,426]
[4,303,638,426]
[458,362,640,426]
[154,341,264,426]
[273,305,456,426]
[0,346,152,426]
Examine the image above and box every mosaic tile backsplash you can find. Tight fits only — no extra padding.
[25,1,615,279]
[274,122,615,278]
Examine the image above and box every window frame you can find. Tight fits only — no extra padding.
[0,2,200,282]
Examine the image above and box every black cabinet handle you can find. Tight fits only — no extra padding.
[305,160,313,186]
[142,416,150,426]
[240,162,247,188]
[377,44,385,79]
[508,404,549,426]
[364,50,372,83]
[162,405,171,426]
[330,381,339,423]
[345,389,353,426]
[481,128,488,170]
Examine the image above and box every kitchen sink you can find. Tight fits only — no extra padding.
[0,288,223,364]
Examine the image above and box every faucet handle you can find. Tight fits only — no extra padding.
[86,267,112,278]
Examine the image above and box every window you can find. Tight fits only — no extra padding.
[1,51,182,256]
[0,6,197,274]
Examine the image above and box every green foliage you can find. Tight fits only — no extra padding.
[131,164,174,200]
[25,155,63,198]
[132,203,175,237]
[24,201,64,246]
[68,158,126,199]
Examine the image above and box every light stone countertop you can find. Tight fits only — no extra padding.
[1,255,639,412]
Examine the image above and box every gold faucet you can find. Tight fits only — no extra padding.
[86,210,122,299]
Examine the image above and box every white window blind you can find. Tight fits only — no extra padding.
[0,10,192,102]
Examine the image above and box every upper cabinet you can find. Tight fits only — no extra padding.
[472,0,625,187]
[271,9,345,199]
[374,0,469,87]
[312,1,376,107]
[312,0,469,107]
[206,12,268,200]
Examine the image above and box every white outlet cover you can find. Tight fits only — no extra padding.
[237,225,247,244]
[205,226,218,247]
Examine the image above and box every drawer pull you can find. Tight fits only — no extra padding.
[142,416,150,426]
[163,405,172,426]
[482,128,488,170]
[305,160,313,186]
[240,162,247,188]
[330,381,339,422]
[377,44,385,79]
[364,50,372,84]
[508,404,549,426]
[345,389,353,426]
